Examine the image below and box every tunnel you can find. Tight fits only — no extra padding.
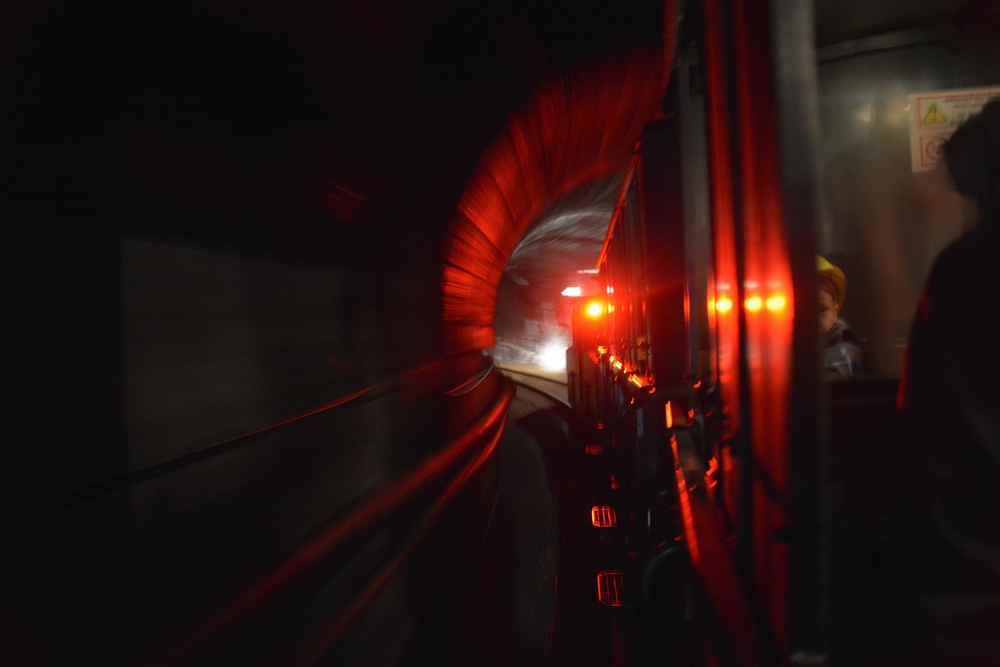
[12,1,676,664]
[11,1,1000,665]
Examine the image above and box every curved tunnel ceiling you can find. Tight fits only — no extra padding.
[442,0,679,352]
[505,172,625,293]
[492,172,625,366]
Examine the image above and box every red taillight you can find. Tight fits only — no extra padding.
[591,505,617,528]
[585,300,605,319]
[597,571,625,607]
[765,293,787,313]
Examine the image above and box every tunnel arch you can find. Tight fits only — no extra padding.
[442,1,680,354]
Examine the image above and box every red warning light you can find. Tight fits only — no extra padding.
[745,295,763,312]
[765,293,787,313]
[591,505,618,528]
[597,571,624,607]
[584,300,605,319]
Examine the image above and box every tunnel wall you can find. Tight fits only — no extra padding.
[15,230,462,664]
[12,1,679,663]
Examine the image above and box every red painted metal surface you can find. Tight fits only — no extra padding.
[698,0,797,659]
[732,0,794,652]
[703,0,742,447]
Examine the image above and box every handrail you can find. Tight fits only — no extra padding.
[154,375,515,665]
[595,152,641,270]
[55,352,488,513]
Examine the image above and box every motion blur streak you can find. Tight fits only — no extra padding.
[163,379,515,664]
[296,406,511,666]
[703,0,742,438]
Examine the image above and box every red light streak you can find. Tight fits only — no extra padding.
[591,505,618,528]
[596,571,625,607]
[671,435,699,564]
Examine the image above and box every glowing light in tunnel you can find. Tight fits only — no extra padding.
[585,300,605,319]
[744,295,763,312]
[577,268,599,274]
[715,296,734,314]
[561,285,583,297]
[539,342,567,371]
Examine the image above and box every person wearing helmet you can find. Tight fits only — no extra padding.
[818,255,862,378]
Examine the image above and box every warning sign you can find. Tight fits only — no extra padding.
[909,86,1000,172]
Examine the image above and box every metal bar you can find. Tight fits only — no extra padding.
[595,153,642,270]
[817,25,954,64]
[54,385,379,512]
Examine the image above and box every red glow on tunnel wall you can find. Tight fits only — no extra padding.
[441,2,680,353]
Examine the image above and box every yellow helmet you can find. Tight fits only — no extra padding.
[817,255,846,306]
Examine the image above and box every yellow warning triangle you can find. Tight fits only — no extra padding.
[924,103,947,125]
